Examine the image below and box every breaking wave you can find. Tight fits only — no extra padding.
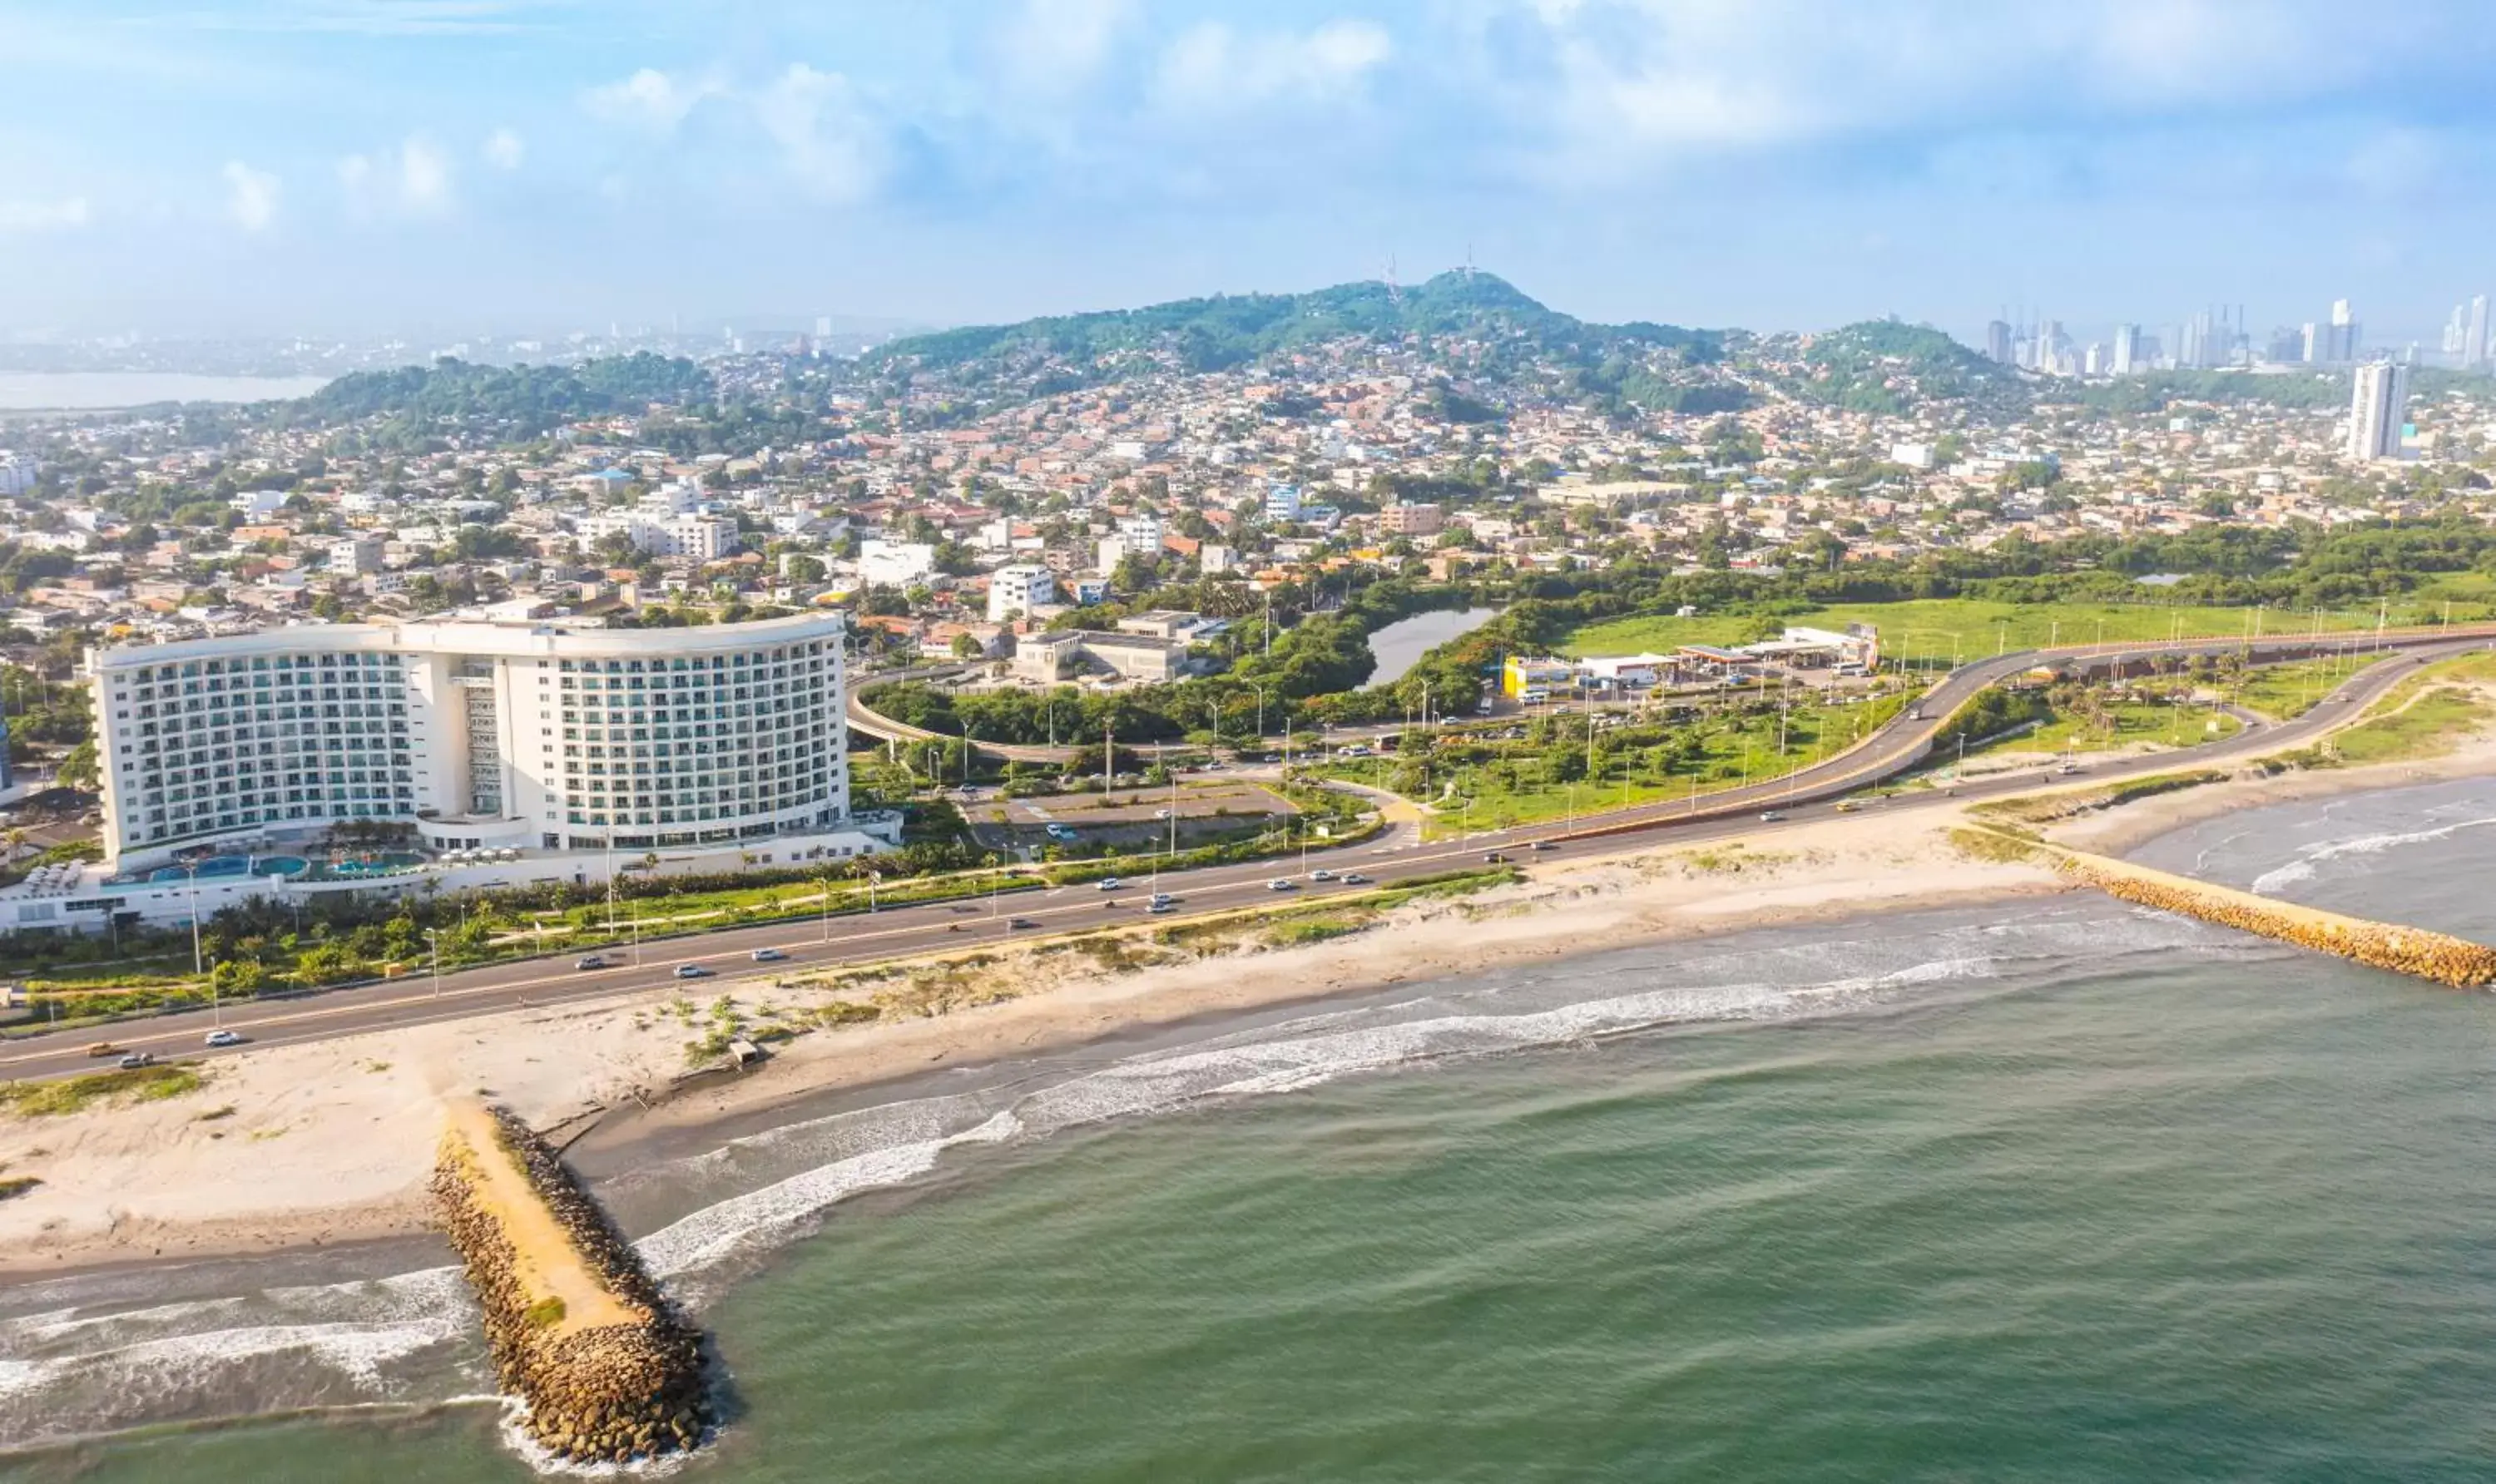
[2251,814,2496,896]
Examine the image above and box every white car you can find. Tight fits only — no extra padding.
[750,947,786,962]
[1097,877,1123,891]
[204,1029,245,1048]
[1267,878,1296,892]
[1310,868,1337,881]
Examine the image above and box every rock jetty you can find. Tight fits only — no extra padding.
[433,1102,711,1465]
[2047,845,2496,989]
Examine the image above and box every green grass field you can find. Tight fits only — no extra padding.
[1318,693,1909,838]
[2322,655,2496,765]
[1565,597,2488,666]
[1967,699,2241,759]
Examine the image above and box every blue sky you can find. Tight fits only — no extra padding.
[6,0,2496,344]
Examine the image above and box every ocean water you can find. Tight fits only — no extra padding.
[7,779,2496,1482]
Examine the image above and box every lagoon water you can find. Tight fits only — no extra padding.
[1363,607,1498,688]
[8,779,2496,1482]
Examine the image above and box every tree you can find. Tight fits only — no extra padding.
[951,631,988,659]
[54,740,97,791]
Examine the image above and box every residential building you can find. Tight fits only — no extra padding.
[858,539,936,586]
[1381,502,1444,537]
[986,563,1056,622]
[2347,360,2410,463]
[1114,514,1164,558]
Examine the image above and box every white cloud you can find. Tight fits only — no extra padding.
[583,67,722,134]
[1152,17,1394,116]
[1501,0,2459,182]
[483,126,525,171]
[222,161,280,230]
[0,196,90,233]
[339,134,453,217]
[994,0,1137,96]
[754,63,886,202]
[399,135,452,211]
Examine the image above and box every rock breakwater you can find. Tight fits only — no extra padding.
[2048,846,2496,989]
[433,1102,711,1466]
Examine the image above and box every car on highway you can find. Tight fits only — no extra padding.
[575,955,609,971]
[204,1029,245,1048]
[1008,917,1039,930]
[1267,878,1296,892]
[1148,898,1176,914]
[1834,800,1861,814]
[85,1041,122,1058]
[1342,873,1371,885]
[1154,808,1171,819]
[116,1052,156,1070]
[750,947,786,962]
[674,963,713,980]
[1097,877,1123,891]
[1483,851,1509,863]
[1760,810,1787,822]
[1528,840,1558,851]
[1310,868,1337,881]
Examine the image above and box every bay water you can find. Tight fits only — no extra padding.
[7,779,2496,1482]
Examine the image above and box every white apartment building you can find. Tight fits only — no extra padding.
[2347,361,2410,463]
[578,511,740,560]
[986,563,1056,622]
[89,612,855,873]
[858,538,936,586]
[1114,515,1164,558]
[0,453,41,497]
[1264,482,1303,522]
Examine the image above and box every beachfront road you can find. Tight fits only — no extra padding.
[2,633,2485,1084]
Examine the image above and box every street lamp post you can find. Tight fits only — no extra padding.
[427,928,443,1000]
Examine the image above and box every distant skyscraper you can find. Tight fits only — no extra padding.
[2468,294,2489,369]
[2112,324,2139,375]
[2083,343,2104,376]
[2179,310,2216,369]
[2327,298,2360,362]
[2443,304,2468,358]
[2035,319,2064,374]
[2347,360,2410,462]
[1984,319,2013,363]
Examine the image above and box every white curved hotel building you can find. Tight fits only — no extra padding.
[89,613,858,873]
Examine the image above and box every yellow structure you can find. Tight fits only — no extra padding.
[1502,655,1576,700]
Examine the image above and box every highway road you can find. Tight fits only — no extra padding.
[4,631,2488,1085]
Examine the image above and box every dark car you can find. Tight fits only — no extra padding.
[674,963,712,979]
[575,955,609,971]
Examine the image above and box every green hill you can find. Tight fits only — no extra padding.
[869,272,1723,388]
[280,354,713,432]
[1785,320,2024,416]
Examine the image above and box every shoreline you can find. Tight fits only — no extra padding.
[5,743,2493,1279]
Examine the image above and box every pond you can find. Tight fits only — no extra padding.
[1363,606,1499,687]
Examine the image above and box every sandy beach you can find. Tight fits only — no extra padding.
[4,734,2493,1275]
